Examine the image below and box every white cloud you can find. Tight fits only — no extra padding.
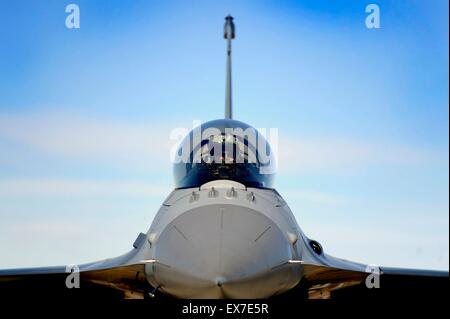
[301,221,449,270]
[0,217,144,268]
[277,136,441,174]
[0,112,175,169]
[5,221,88,237]
[282,189,352,206]
[0,112,443,176]
[0,179,171,198]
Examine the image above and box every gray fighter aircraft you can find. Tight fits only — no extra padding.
[0,15,448,300]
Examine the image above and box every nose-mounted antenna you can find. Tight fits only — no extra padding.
[224,15,235,119]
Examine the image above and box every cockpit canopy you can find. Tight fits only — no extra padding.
[173,119,276,189]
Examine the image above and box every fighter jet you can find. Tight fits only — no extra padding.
[0,15,447,300]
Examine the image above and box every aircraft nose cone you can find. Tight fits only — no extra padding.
[150,204,298,298]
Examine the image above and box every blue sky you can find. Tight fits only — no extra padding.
[0,0,448,270]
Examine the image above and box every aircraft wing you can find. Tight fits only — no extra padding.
[0,257,153,300]
[1,259,447,300]
[279,257,449,300]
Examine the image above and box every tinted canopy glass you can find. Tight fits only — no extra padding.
[173,119,276,189]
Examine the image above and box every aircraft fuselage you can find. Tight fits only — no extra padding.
[144,180,304,298]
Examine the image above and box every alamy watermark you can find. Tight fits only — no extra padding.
[65,4,80,29]
[365,264,381,289]
[65,264,80,288]
[365,4,381,29]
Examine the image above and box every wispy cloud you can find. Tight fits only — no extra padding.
[0,179,171,198]
[304,223,449,270]
[0,178,349,207]
[282,189,352,206]
[0,112,443,176]
[5,221,89,237]
[277,136,443,174]
[0,112,174,169]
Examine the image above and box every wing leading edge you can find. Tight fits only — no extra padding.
[277,259,449,300]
